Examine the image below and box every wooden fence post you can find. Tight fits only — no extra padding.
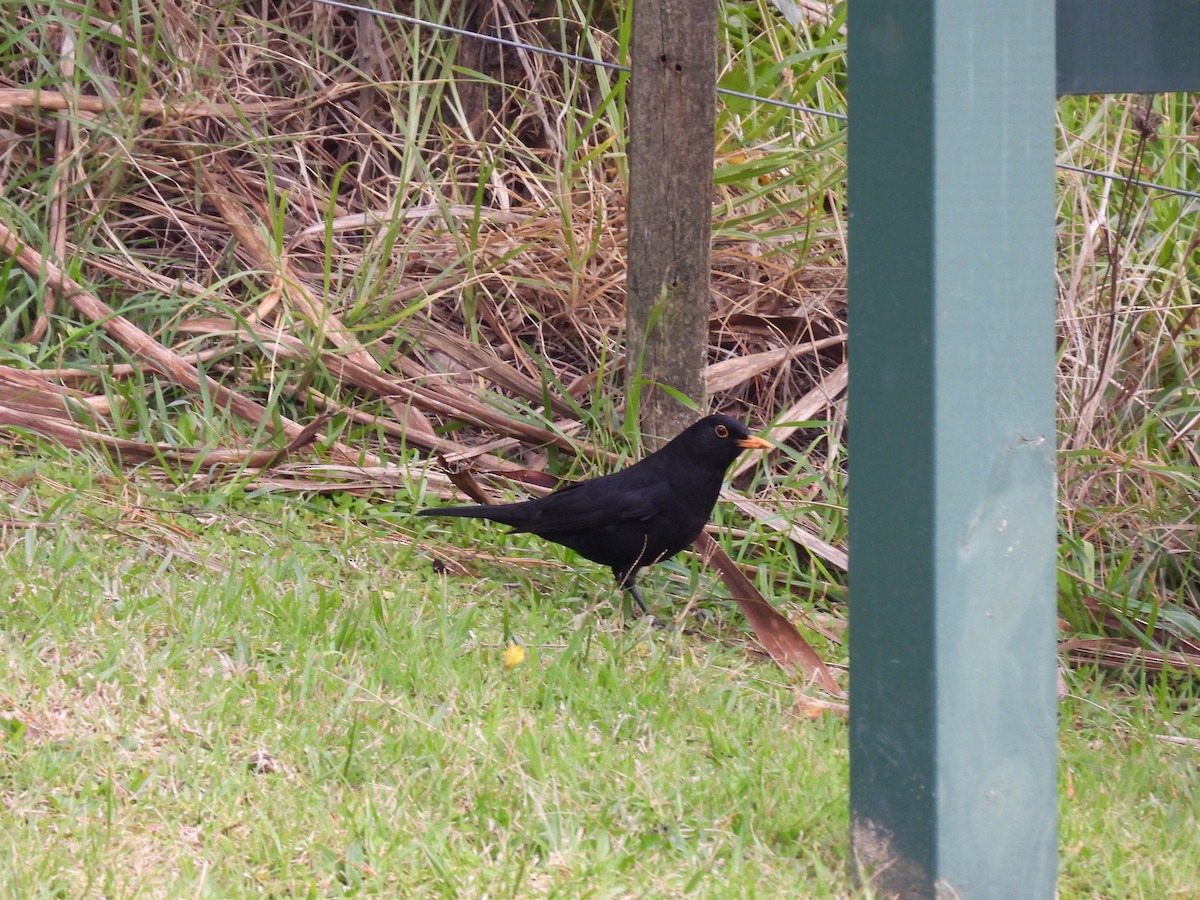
[626,0,716,446]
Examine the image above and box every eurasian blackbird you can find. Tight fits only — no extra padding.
[417,414,771,613]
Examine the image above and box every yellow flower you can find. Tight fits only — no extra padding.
[503,644,525,670]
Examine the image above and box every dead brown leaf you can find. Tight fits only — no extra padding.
[692,531,841,693]
[793,687,849,718]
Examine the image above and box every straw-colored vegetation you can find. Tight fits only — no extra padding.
[2,0,1199,895]
[2,0,850,672]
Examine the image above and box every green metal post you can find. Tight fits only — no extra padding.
[847,2,1058,896]
[1057,0,1200,94]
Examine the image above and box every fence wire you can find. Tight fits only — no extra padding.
[314,0,1198,206]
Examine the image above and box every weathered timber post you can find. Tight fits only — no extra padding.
[626,0,717,447]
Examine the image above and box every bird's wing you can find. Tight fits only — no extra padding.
[515,476,666,534]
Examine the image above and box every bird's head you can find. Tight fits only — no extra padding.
[664,414,771,469]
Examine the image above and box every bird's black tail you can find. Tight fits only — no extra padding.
[416,504,531,526]
[417,505,487,519]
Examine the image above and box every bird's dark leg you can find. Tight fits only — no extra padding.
[625,585,650,616]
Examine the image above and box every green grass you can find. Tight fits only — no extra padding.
[2,447,1198,898]
[4,1,1200,894]
[1059,677,1200,899]
[1,447,849,897]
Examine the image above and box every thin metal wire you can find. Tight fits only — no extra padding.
[1056,163,1200,203]
[718,87,847,120]
[314,0,630,71]
[312,0,845,119]
[313,0,1199,206]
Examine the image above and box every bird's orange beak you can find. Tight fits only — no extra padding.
[737,435,771,450]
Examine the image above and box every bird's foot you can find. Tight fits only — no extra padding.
[625,586,651,616]
[640,613,668,631]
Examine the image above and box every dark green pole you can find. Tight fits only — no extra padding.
[847,2,1058,895]
[1057,0,1200,93]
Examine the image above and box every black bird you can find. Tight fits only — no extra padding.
[417,414,771,613]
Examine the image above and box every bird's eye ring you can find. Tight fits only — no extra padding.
[714,424,730,439]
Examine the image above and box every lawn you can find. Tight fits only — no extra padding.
[2,448,1197,898]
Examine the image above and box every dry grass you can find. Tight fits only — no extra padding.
[1,0,850,686]
[1054,92,1200,672]
[0,0,845,468]
[3,2,1200,675]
